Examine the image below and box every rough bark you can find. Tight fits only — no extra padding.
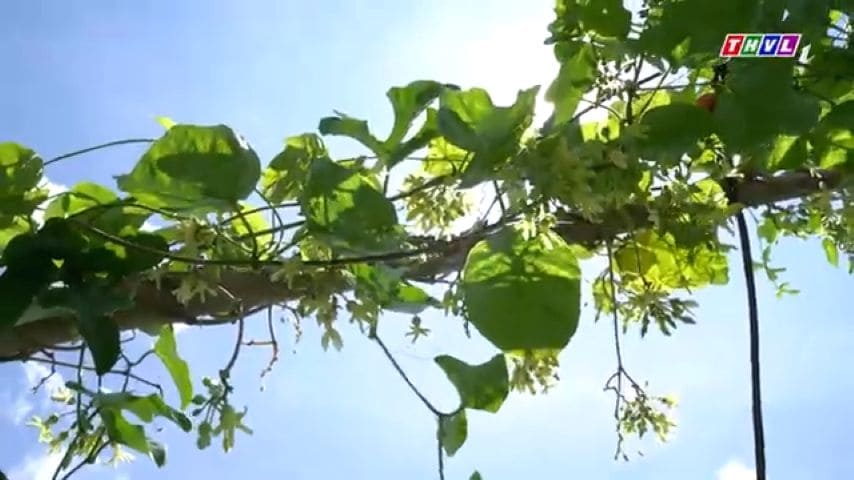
[0,168,844,359]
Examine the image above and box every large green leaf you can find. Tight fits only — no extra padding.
[812,100,854,169]
[0,252,56,328]
[638,0,759,63]
[714,61,821,152]
[434,354,509,413]
[438,86,539,186]
[0,142,46,218]
[260,133,327,203]
[758,135,808,171]
[101,409,150,453]
[384,81,445,164]
[155,325,194,409]
[640,103,715,165]
[614,230,729,289]
[350,264,440,314]
[577,0,632,37]
[387,108,441,168]
[545,43,596,129]
[100,409,167,467]
[45,182,149,236]
[301,157,400,252]
[117,125,261,211]
[40,284,131,375]
[318,114,385,158]
[96,392,192,432]
[228,201,273,254]
[0,218,83,328]
[438,410,467,457]
[461,227,581,353]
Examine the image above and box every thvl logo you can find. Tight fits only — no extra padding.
[720,33,801,57]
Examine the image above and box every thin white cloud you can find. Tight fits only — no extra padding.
[22,362,65,397]
[8,451,63,480]
[717,460,757,480]
[9,394,34,425]
[3,362,67,426]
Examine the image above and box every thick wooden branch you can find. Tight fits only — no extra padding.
[0,168,845,359]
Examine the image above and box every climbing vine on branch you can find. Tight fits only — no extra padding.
[0,0,851,479]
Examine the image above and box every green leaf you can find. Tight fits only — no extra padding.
[301,157,400,252]
[40,284,131,375]
[351,264,440,313]
[714,61,821,152]
[438,410,467,457]
[757,217,779,244]
[0,249,57,328]
[228,201,273,254]
[435,354,509,413]
[0,216,31,254]
[117,125,261,211]
[640,104,715,165]
[614,230,729,289]
[318,114,385,158]
[101,409,169,467]
[423,137,469,177]
[45,182,150,236]
[0,142,46,218]
[148,440,167,467]
[438,86,539,186]
[0,142,43,195]
[104,233,170,275]
[545,43,596,128]
[822,238,839,267]
[761,135,808,171]
[384,81,445,161]
[389,108,442,168]
[155,116,176,130]
[97,392,192,432]
[637,0,758,62]
[101,409,149,453]
[260,133,327,203]
[388,284,440,314]
[219,404,252,452]
[461,227,581,353]
[154,325,194,409]
[812,100,854,169]
[577,0,631,37]
[470,472,483,480]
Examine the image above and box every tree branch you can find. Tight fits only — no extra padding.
[0,168,846,358]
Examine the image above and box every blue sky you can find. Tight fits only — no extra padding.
[1,1,852,479]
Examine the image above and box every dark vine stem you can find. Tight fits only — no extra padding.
[735,210,766,480]
[369,327,454,480]
[43,138,155,167]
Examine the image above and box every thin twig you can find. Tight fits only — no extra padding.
[44,139,155,167]
[370,332,442,417]
[60,435,109,480]
[24,356,162,394]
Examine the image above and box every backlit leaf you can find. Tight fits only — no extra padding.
[461,227,581,353]
[435,354,509,412]
[117,124,260,211]
[155,325,194,409]
[438,410,467,457]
